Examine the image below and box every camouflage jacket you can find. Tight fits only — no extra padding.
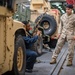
[58,13,75,39]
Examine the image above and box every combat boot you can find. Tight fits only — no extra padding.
[50,58,56,64]
[66,60,72,66]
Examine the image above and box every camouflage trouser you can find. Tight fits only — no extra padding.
[52,37,74,61]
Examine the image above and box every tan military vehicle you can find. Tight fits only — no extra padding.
[0,0,26,75]
[30,0,60,48]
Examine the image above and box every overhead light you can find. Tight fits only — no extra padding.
[58,6,62,9]
[25,5,30,7]
[56,4,59,7]
[28,0,31,1]
[28,0,51,1]
[52,2,62,6]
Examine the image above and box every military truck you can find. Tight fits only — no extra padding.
[0,0,26,75]
[30,0,61,48]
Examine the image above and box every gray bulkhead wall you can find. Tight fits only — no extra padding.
[13,3,31,21]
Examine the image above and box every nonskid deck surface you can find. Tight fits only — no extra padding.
[26,43,72,75]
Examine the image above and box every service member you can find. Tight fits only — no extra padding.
[22,21,41,72]
[50,4,75,66]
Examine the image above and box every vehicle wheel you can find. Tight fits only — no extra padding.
[32,36,43,55]
[12,35,26,75]
[35,14,57,36]
[36,36,43,55]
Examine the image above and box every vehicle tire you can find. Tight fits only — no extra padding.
[35,14,57,36]
[31,36,43,55]
[36,36,43,55]
[12,35,26,75]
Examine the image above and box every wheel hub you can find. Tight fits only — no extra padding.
[43,22,50,29]
[17,47,23,71]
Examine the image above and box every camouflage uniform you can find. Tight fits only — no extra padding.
[52,13,75,61]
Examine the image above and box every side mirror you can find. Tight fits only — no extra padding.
[7,0,16,12]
